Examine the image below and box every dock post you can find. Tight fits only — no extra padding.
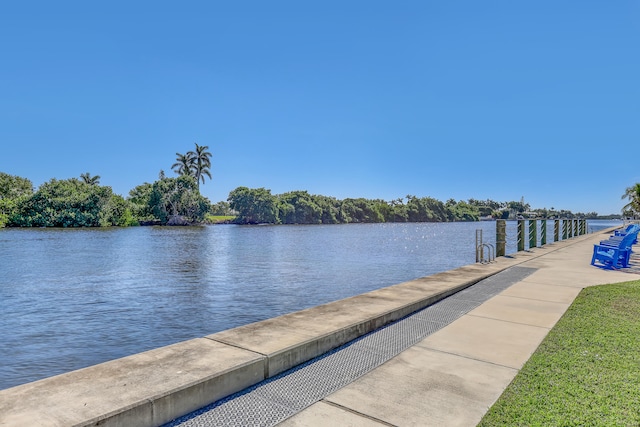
[475,229,482,262]
[554,219,560,242]
[541,220,547,246]
[571,219,576,238]
[529,219,537,249]
[496,219,506,257]
[517,220,525,251]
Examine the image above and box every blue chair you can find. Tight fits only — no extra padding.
[591,230,638,269]
[614,224,639,243]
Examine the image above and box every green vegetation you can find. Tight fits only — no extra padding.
[226,187,609,225]
[622,183,640,218]
[0,172,33,227]
[148,175,210,225]
[125,174,211,226]
[0,159,631,228]
[205,215,236,224]
[479,280,640,426]
[171,143,212,191]
[80,172,101,185]
[8,177,134,227]
[0,143,213,227]
[228,187,279,224]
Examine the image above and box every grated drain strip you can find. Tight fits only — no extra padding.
[164,266,537,427]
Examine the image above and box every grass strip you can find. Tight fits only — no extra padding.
[204,215,236,224]
[479,279,640,426]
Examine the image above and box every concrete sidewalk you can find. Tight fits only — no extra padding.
[279,230,639,426]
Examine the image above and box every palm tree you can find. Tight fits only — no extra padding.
[171,153,196,178]
[187,143,212,191]
[80,172,100,185]
[622,183,640,217]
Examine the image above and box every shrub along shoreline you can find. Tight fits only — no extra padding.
[479,279,640,426]
[1,171,611,228]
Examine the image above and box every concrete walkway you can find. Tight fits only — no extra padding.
[278,230,639,426]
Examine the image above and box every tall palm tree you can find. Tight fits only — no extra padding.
[80,172,100,185]
[171,153,196,178]
[622,183,640,217]
[188,143,212,191]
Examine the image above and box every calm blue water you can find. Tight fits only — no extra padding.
[0,220,620,390]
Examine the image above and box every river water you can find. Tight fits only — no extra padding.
[0,220,619,390]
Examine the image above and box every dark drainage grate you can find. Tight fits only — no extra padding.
[165,266,537,427]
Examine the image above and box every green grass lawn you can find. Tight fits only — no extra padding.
[204,215,236,224]
[479,279,640,427]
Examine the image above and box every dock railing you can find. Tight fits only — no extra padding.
[480,218,588,263]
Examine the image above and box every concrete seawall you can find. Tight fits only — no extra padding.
[0,232,607,427]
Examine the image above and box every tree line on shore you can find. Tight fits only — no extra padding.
[0,144,214,228]
[0,171,213,228]
[2,143,633,228]
[224,187,606,225]
[0,174,616,229]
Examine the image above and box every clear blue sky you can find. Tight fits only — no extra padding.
[1,2,638,215]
